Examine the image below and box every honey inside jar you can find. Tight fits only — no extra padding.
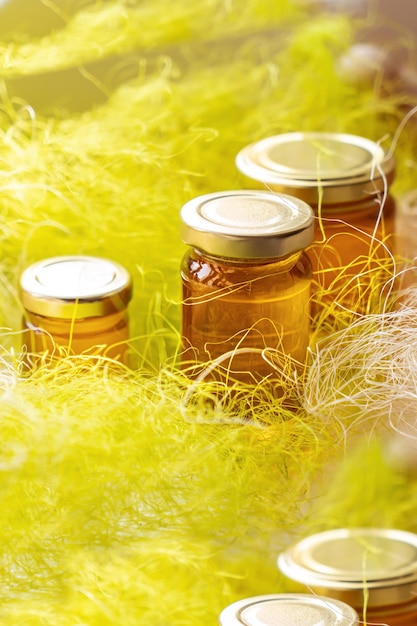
[181,250,311,382]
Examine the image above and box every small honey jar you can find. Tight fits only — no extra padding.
[219,593,360,625]
[236,132,396,315]
[20,255,132,364]
[180,190,314,383]
[278,527,417,626]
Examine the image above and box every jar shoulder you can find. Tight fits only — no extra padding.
[181,249,312,288]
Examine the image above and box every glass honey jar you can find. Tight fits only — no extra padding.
[20,255,132,364]
[180,190,314,384]
[236,132,396,316]
[219,593,360,626]
[278,528,417,626]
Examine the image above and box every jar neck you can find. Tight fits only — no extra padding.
[24,309,128,333]
[191,247,304,268]
[313,192,395,214]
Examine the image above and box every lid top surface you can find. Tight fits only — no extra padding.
[219,594,358,626]
[279,528,417,587]
[21,256,131,301]
[265,137,374,178]
[240,598,355,626]
[181,190,313,237]
[236,132,393,186]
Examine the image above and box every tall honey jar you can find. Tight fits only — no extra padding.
[180,190,314,384]
[20,255,132,364]
[278,527,417,626]
[236,132,396,315]
[219,593,360,625]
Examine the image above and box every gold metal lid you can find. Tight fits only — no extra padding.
[278,528,417,609]
[235,132,395,206]
[180,190,314,259]
[20,256,132,319]
[219,593,359,625]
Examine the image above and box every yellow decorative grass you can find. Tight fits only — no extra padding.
[0,0,417,622]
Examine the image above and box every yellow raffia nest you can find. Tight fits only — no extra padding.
[0,352,335,622]
[1,0,417,622]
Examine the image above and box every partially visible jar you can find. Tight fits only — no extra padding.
[236,132,396,316]
[394,189,417,294]
[219,593,360,625]
[20,255,132,365]
[180,190,314,384]
[278,528,417,626]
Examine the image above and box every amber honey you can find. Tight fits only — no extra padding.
[20,255,132,364]
[181,249,311,381]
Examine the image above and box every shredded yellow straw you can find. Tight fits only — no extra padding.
[0,0,416,623]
